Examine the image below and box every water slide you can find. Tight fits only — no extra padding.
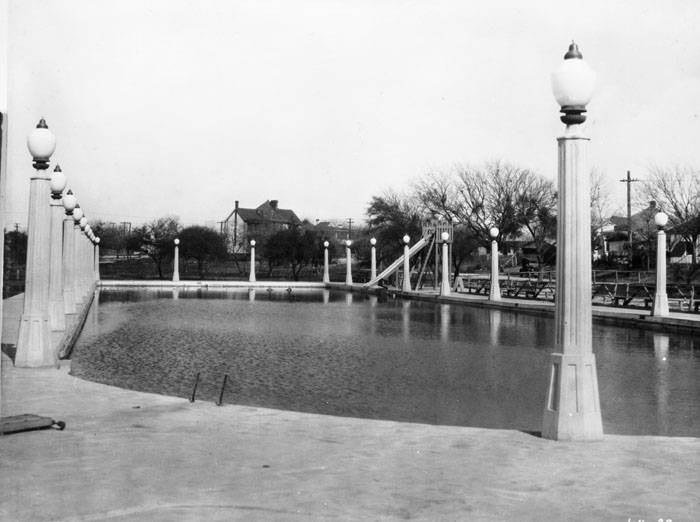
[362,236,430,287]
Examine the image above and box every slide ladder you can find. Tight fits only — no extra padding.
[362,236,430,287]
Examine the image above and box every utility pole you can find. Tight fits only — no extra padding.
[347,217,354,239]
[619,171,640,265]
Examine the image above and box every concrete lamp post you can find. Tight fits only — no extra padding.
[61,190,77,316]
[488,227,501,301]
[542,42,603,441]
[345,240,353,285]
[72,205,84,306]
[652,212,669,317]
[79,216,89,298]
[440,231,451,297]
[87,231,96,285]
[249,240,256,282]
[173,238,180,282]
[370,238,377,282]
[88,233,96,284]
[322,240,330,283]
[94,237,101,281]
[83,219,92,294]
[16,119,57,367]
[48,165,67,331]
[402,234,411,292]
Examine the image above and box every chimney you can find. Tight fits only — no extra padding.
[649,200,656,209]
[235,200,239,210]
[270,200,278,210]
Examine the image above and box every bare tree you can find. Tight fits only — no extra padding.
[415,161,557,264]
[454,160,553,243]
[413,170,462,221]
[640,164,700,266]
[590,168,613,254]
[514,175,557,266]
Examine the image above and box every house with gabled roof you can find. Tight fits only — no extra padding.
[605,201,659,258]
[221,199,302,253]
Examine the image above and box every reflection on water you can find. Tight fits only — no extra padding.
[653,333,670,435]
[654,333,669,361]
[70,288,700,436]
[489,309,501,347]
[440,304,450,343]
[402,300,410,342]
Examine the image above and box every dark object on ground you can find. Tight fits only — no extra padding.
[0,414,66,435]
[519,258,532,273]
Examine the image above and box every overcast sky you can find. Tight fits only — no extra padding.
[2,1,700,228]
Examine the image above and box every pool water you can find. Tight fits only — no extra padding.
[69,288,700,436]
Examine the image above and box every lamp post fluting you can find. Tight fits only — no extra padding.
[79,216,90,298]
[488,227,501,301]
[48,165,67,331]
[542,42,603,441]
[249,240,256,282]
[15,119,56,367]
[345,240,353,285]
[322,240,330,283]
[370,238,377,282]
[61,190,77,316]
[652,212,669,317]
[440,231,451,296]
[402,234,411,292]
[173,238,180,282]
[84,232,92,290]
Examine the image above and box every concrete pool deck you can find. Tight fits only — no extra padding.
[2,291,699,521]
[328,281,700,334]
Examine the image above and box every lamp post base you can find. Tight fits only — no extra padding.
[440,281,451,297]
[15,314,54,367]
[542,352,603,441]
[49,298,66,331]
[652,293,669,317]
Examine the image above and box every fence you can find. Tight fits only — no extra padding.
[453,271,700,312]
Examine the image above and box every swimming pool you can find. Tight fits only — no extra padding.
[69,288,700,436]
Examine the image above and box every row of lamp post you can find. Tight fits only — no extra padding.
[318,233,454,295]
[15,119,100,368]
[218,234,452,290]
